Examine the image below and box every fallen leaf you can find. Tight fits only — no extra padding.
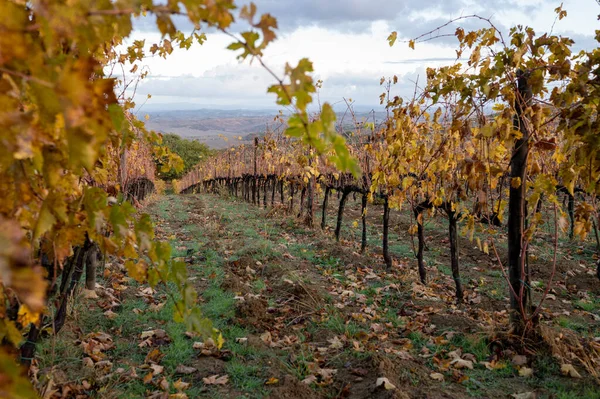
[451,358,474,370]
[375,377,396,390]
[510,392,536,399]
[302,375,317,385]
[430,372,444,381]
[512,355,528,366]
[265,377,279,385]
[175,365,197,375]
[82,289,98,299]
[159,377,169,390]
[328,336,344,349]
[143,372,153,384]
[145,348,164,364]
[173,379,190,391]
[260,331,272,344]
[350,368,369,377]
[560,364,582,378]
[318,368,337,380]
[104,310,118,320]
[203,375,229,385]
[519,367,534,378]
[150,364,164,376]
[192,342,204,350]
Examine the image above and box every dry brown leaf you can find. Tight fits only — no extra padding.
[451,358,474,370]
[192,342,204,350]
[143,372,153,384]
[328,336,344,349]
[318,368,337,380]
[430,372,444,381]
[510,393,536,399]
[173,379,190,391]
[301,375,317,385]
[168,394,188,399]
[512,355,528,366]
[203,375,229,385]
[145,348,164,364]
[397,350,413,360]
[175,365,196,375]
[159,377,169,390]
[260,331,272,344]
[150,364,164,376]
[104,310,118,320]
[82,289,99,299]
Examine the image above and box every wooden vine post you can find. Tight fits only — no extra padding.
[383,195,392,269]
[321,186,331,229]
[252,137,258,204]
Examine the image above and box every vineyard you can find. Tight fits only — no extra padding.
[1,1,600,398]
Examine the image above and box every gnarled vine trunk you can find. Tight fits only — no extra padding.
[508,70,532,331]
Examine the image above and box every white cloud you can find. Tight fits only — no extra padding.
[123,0,599,111]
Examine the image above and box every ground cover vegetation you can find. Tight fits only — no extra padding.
[1,1,600,398]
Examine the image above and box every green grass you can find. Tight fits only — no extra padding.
[557,316,588,334]
[281,345,314,380]
[575,297,599,313]
[321,312,368,339]
[225,360,266,395]
[407,331,428,351]
[449,334,490,362]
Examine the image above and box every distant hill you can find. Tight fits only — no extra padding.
[144,108,387,149]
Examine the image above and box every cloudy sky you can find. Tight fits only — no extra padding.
[124,0,599,112]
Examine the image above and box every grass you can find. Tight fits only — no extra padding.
[225,360,266,396]
[449,334,490,362]
[321,312,368,339]
[575,297,600,313]
[34,192,600,399]
[557,316,588,334]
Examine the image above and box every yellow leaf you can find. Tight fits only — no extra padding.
[17,304,40,326]
[265,377,279,385]
[0,320,24,346]
[518,367,533,378]
[215,332,224,349]
[387,31,398,47]
[511,177,522,189]
[560,364,582,378]
[125,259,148,283]
[173,379,191,391]
[34,202,56,241]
